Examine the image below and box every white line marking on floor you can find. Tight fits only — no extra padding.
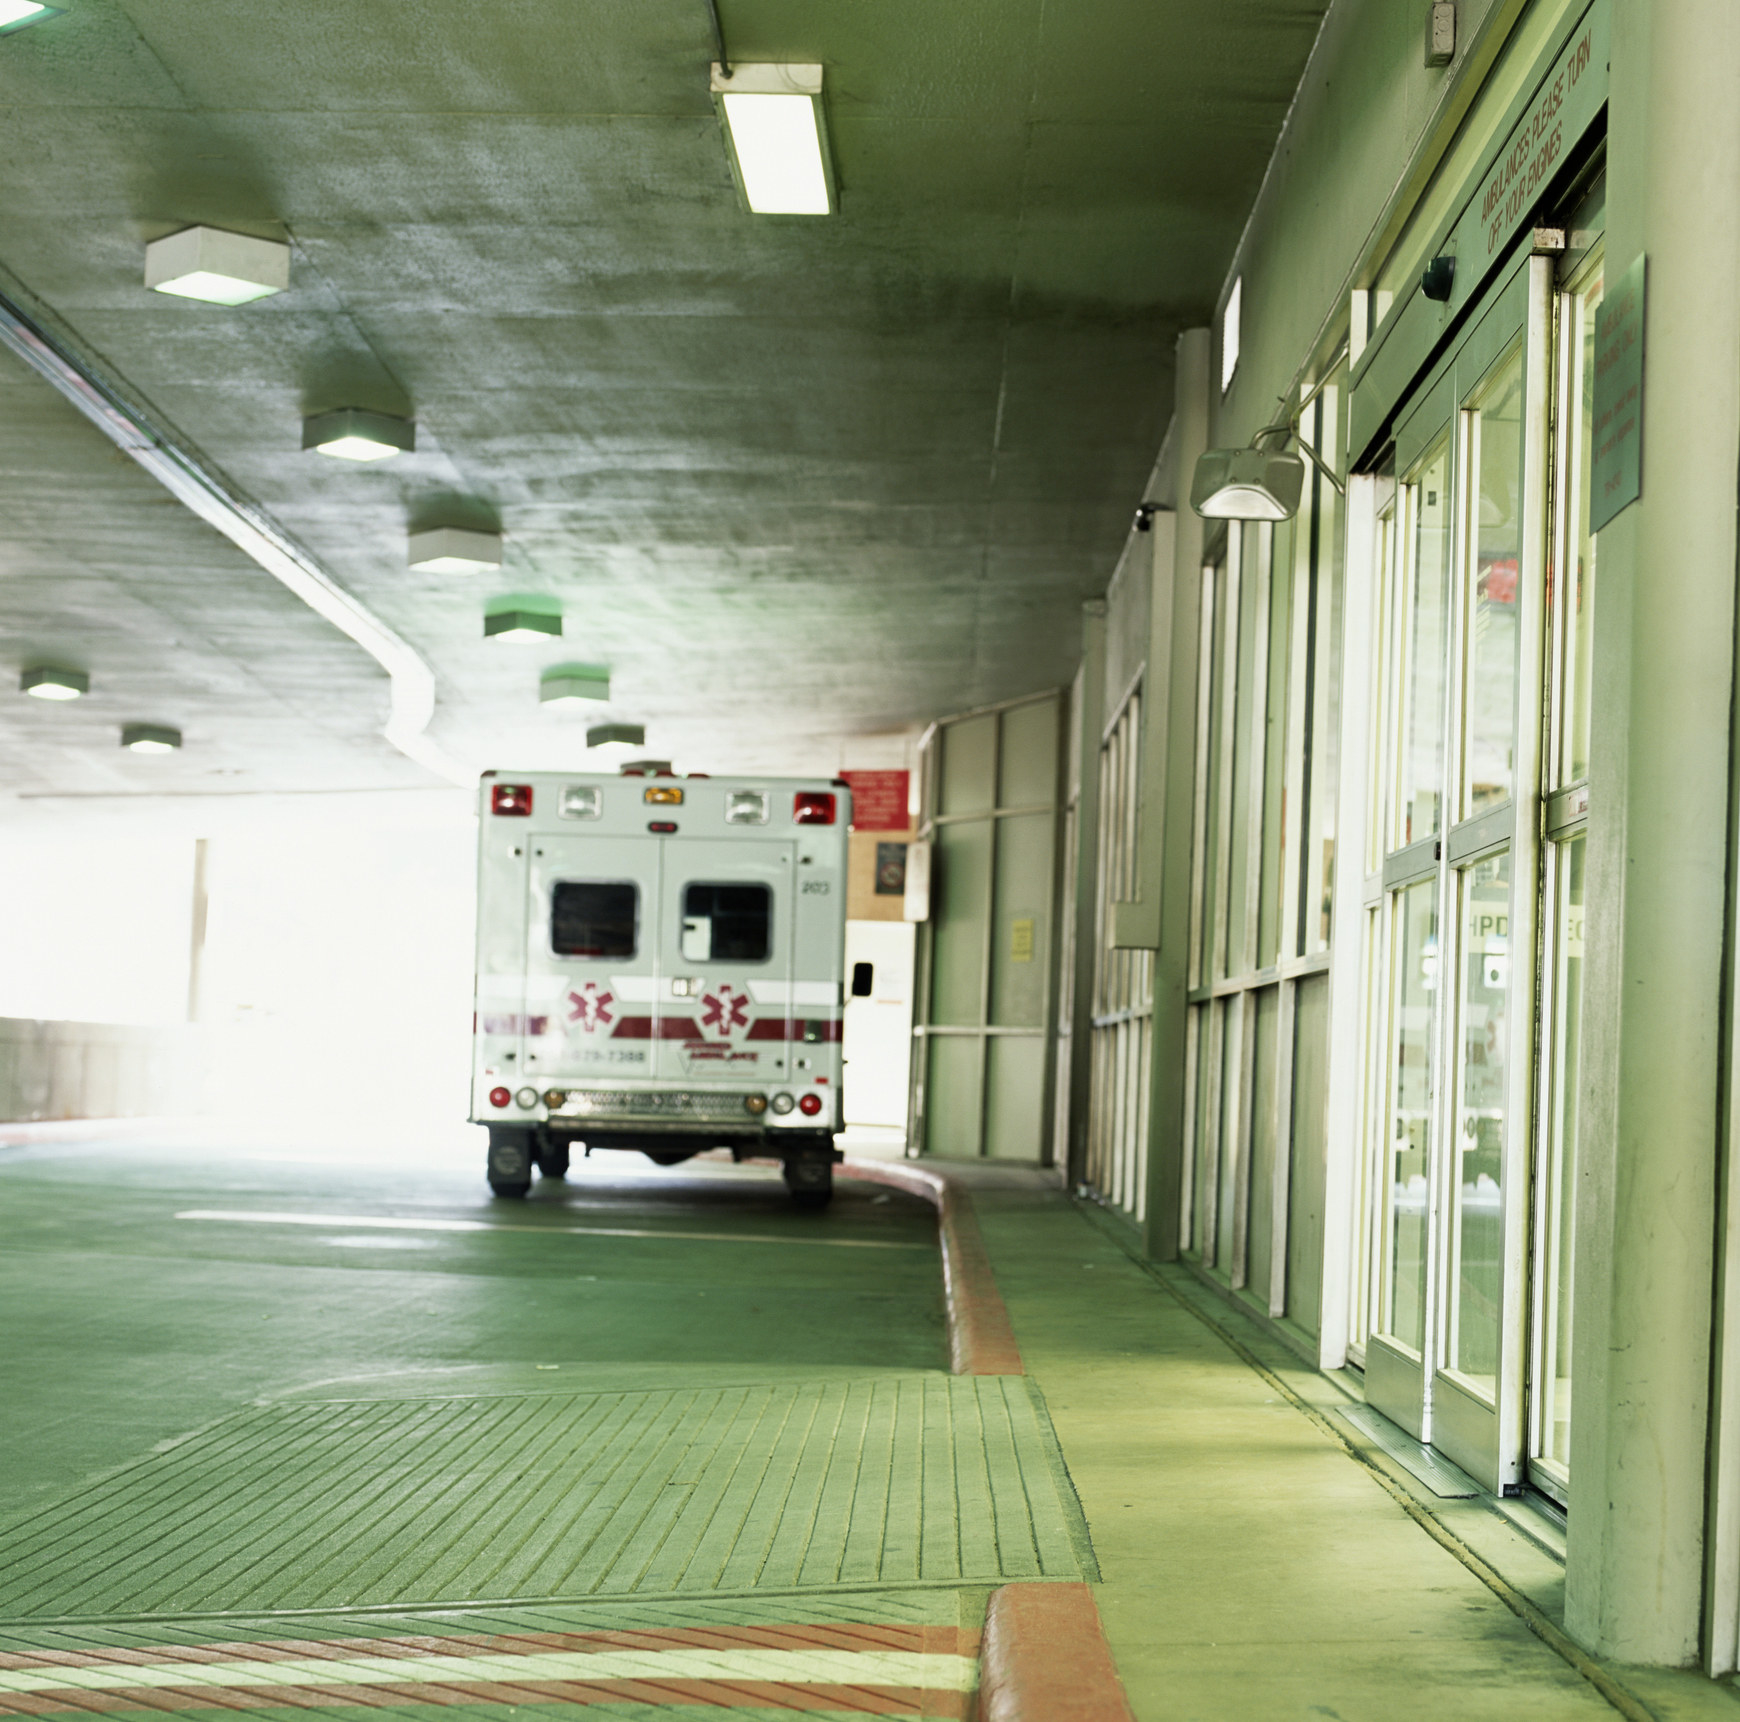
[0,1648,978,1695]
[174,1210,928,1250]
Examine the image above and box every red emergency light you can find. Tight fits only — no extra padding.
[793,792,836,825]
[489,1086,511,1108]
[799,1091,824,1116]
[491,783,533,817]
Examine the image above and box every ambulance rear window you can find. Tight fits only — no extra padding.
[552,881,638,959]
[681,882,771,963]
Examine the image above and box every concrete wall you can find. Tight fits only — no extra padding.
[0,1018,197,1122]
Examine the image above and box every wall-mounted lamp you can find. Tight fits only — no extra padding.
[1132,502,1166,534]
[145,227,289,305]
[121,723,181,753]
[20,665,87,700]
[1191,394,1346,522]
[540,664,611,706]
[302,407,414,462]
[1421,254,1456,302]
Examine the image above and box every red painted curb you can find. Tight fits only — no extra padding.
[841,1159,1025,1376]
[979,1584,1135,1722]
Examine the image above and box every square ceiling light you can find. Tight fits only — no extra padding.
[121,723,181,754]
[485,605,562,642]
[145,227,289,305]
[540,664,611,706]
[302,407,414,462]
[0,1,60,34]
[711,63,834,215]
[408,526,501,573]
[20,665,87,700]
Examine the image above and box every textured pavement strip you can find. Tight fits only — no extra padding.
[0,1616,982,1718]
[0,1381,1087,1617]
[173,1214,928,1252]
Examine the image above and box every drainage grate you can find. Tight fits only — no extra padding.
[0,1375,1093,1621]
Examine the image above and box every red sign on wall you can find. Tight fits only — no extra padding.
[840,770,911,831]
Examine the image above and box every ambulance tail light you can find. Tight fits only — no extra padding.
[793,791,835,825]
[492,783,533,817]
[798,1091,824,1116]
[489,1086,512,1108]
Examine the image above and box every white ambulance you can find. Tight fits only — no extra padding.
[471,768,851,1206]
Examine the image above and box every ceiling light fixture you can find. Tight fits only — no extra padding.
[20,665,87,701]
[587,723,646,752]
[144,227,289,305]
[712,63,834,216]
[0,1,60,35]
[121,723,181,754]
[484,605,562,642]
[540,664,611,706]
[407,526,502,574]
[302,407,414,462]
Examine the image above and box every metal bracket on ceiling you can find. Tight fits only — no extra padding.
[0,291,471,787]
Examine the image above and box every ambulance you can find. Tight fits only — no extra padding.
[471,768,851,1206]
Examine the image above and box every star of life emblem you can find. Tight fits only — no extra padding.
[567,981,615,1034]
[699,984,750,1039]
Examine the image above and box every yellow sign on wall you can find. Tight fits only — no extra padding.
[1010,917,1035,963]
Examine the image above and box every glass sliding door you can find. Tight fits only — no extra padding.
[1358,249,1553,1489]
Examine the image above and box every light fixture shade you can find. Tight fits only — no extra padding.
[20,665,87,700]
[302,407,415,462]
[484,607,562,642]
[145,227,289,305]
[711,63,834,215]
[540,664,611,706]
[407,526,502,573]
[1190,445,1305,521]
[0,1,60,34]
[588,723,646,750]
[121,723,182,753]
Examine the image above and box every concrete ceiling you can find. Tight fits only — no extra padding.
[0,0,1328,796]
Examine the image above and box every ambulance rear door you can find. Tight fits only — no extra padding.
[655,836,796,1086]
[524,833,661,1087]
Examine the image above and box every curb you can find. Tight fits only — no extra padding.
[979,1583,1136,1722]
[841,1158,1025,1376]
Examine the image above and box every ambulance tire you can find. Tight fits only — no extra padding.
[782,1159,833,1210]
[534,1139,571,1179]
[486,1127,533,1199]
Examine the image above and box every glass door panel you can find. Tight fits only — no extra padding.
[1557,265,1605,788]
[1531,832,1585,1494]
[1400,440,1451,849]
[1463,348,1525,817]
[1381,877,1438,1356]
[1445,849,1510,1398]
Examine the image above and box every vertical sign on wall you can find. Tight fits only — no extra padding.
[1590,253,1646,532]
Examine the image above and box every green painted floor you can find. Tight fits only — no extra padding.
[0,1134,1047,1719]
[9,1132,1736,1719]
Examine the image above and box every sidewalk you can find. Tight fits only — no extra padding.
[958,1166,1738,1722]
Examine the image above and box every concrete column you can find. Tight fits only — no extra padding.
[1564,0,1740,1663]
[1141,328,1211,1261]
[1064,602,1106,1188]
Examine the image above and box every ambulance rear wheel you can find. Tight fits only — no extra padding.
[534,1139,570,1179]
[783,1160,833,1210]
[487,1127,533,1199]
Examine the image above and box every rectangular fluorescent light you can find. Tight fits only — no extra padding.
[0,1,60,33]
[145,227,290,305]
[711,63,833,216]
